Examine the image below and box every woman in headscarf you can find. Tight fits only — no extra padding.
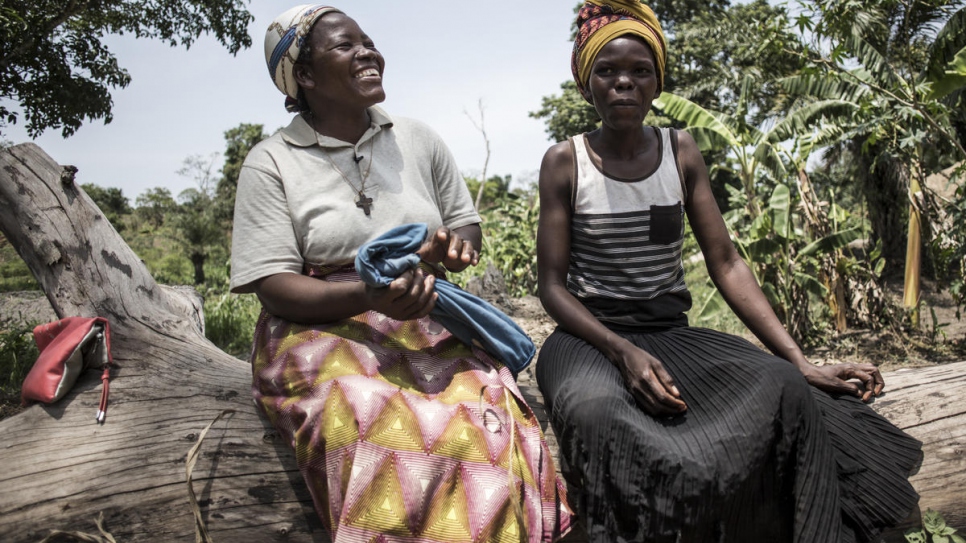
[535,1,922,541]
[231,5,573,541]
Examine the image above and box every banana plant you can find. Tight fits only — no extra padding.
[780,5,966,326]
[654,89,862,339]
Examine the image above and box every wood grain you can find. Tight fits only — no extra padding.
[0,143,325,542]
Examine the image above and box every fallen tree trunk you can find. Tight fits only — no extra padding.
[0,144,323,542]
[870,363,966,538]
[1,143,964,541]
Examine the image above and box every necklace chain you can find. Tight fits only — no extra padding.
[322,137,375,216]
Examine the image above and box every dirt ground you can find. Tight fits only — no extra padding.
[509,279,965,373]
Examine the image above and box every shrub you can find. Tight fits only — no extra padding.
[203,290,261,358]
[0,321,39,402]
[905,509,966,543]
[475,193,540,298]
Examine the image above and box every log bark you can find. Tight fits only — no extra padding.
[1,143,964,541]
[0,143,324,542]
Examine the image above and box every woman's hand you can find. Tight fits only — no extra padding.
[617,346,688,417]
[365,268,437,320]
[799,363,885,402]
[417,226,480,273]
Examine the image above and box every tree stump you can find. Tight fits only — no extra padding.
[1,143,964,542]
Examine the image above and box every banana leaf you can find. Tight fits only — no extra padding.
[798,228,862,257]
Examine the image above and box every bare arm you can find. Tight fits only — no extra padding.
[255,224,481,326]
[679,131,883,401]
[537,141,686,415]
[254,268,436,325]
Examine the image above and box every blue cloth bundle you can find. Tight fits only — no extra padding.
[355,223,534,375]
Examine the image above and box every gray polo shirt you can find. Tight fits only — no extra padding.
[230,107,481,294]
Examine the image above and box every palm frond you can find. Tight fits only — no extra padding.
[797,123,850,156]
[845,33,907,93]
[921,6,966,83]
[780,74,871,103]
[766,99,859,143]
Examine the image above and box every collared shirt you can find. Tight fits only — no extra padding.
[230,106,481,293]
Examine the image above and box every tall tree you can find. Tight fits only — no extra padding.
[669,0,807,122]
[81,183,131,233]
[134,187,177,229]
[0,1,252,138]
[174,154,223,285]
[529,81,601,142]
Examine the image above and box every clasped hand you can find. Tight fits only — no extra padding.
[618,346,688,417]
[799,363,884,402]
[365,227,479,321]
[416,225,480,273]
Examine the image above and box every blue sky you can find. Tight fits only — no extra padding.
[3,2,577,200]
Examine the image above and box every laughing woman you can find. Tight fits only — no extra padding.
[535,1,922,541]
[230,5,572,541]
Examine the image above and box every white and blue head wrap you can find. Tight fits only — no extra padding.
[265,4,343,112]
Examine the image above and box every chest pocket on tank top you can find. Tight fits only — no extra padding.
[649,203,683,245]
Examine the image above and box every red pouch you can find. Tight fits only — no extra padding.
[21,316,113,423]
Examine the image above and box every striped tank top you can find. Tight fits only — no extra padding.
[567,128,692,329]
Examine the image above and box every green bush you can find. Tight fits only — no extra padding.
[0,243,37,292]
[473,193,540,297]
[0,322,39,401]
[906,509,966,543]
[203,290,261,357]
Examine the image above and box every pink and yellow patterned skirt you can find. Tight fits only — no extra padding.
[251,268,573,542]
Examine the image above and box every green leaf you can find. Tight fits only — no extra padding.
[924,509,947,533]
[751,212,773,239]
[874,257,886,276]
[845,33,910,97]
[769,184,791,238]
[921,7,966,85]
[926,45,966,100]
[695,284,727,321]
[794,271,828,298]
[761,282,781,308]
[767,99,859,144]
[653,93,738,148]
[905,529,927,543]
[752,141,787,182]
[950,533,966,543]
[799,228,862,257]
[746,238,783,262]
[779,74,870,104]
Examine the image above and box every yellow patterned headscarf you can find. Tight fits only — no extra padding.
[571,0,667,101]
[265,4,343,112]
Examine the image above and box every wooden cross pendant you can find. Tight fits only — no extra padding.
[356,191,373,216]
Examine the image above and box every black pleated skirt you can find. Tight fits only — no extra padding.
[536,326,922,543]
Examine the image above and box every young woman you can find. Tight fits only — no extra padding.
[231,5,572,541]
[535,1,922,541]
